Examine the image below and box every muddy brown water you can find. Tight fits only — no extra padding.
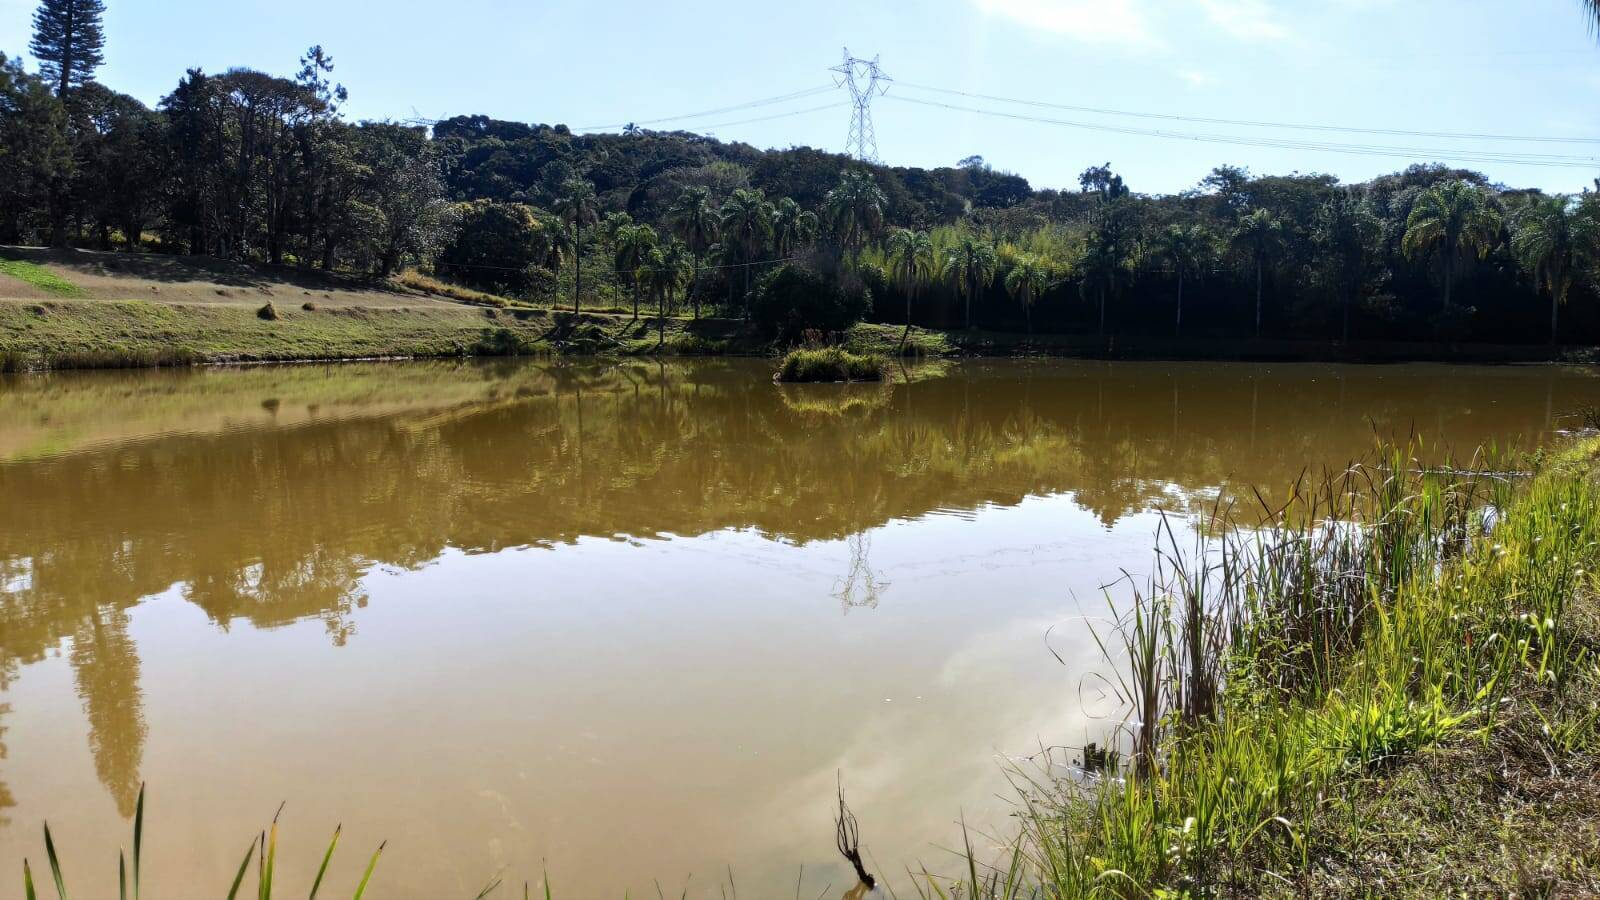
[0,358,1594,897]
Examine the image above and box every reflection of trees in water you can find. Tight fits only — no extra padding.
[70,608,146,817]
[833,533,888,614]
[0,662,14,826]
[0,359,1590,813]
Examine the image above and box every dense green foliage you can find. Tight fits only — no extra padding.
[749,262,870,342]
[4,3,1600,347]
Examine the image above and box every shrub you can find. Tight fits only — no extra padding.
[257,301,279,321]
[436,200,551,296]
[776,347,884,383]
[473,326,537,356]
[749,264,870,344]
[301,301,317,311]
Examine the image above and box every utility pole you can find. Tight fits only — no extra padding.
[830,48,891,163]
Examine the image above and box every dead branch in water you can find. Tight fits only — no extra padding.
[834,775,876,889]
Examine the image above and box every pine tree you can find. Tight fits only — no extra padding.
[29,0,107,95]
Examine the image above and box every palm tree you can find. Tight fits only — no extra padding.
[1401,179,1502,311]
[1314,190,1381,343]
[823,170,887,254]
[1153,223,1215,336]
[1004,254,1051,336]
[668,186,719,320]
[719,188,773,316]
[771,197,818,258]
[533,213,574,299]
[1079,231,1128,337]
[1511,194,1598,345]
[885,228,934,352]
[941,235,998,330]
[552,178,598,313]
[1230,209,1284,336]
[647,240,694,350]
[612,224,657,320]
[1584,0,1600,32]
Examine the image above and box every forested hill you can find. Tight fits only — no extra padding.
[432,116,1031,225]
[5,6,1600,349]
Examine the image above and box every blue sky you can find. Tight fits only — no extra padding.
[4,0,1599,194]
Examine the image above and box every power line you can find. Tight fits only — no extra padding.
[697,101,848,133]
[894,81,1600,146]
[884,94,1600,170]
[574,85,835,132]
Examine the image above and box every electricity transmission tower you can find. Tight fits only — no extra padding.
[830,49,891,163]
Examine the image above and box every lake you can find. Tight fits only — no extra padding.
[0,358,1593,897]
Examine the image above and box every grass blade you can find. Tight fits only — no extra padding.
[308,825,340,900]
[24,858,37,900]
[42,823,67,900]
[261,805,282,900]
[349,841,384,900]
[132,784,144,900]
[119,852,126,900]
[224,840,256,900]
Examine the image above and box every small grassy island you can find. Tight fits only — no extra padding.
[775,346,885,382]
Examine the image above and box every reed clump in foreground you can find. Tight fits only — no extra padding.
[776,347,885,383]
[20,787,387,900]
[919,439,1600,898]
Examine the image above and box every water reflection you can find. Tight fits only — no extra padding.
[0,358,1593,892]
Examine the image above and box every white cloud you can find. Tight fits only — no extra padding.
[973,0,1162,49]
[1198,0,1289,41]
[1177,69,1218,88]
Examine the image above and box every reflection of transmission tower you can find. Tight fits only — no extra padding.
[830,48,891,163]
[832,532,889,614]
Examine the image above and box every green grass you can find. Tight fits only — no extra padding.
[842,322,956,358]
[19,786,388,900]
[776,347,885,382]
[914,438,1600,897]
[0,299,771,370]
[0,259,87,297]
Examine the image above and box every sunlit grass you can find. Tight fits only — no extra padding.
[916,437,1600,896]
[0,259,87,298]
[776,347,884,382]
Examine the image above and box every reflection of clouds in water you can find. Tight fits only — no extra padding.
[0,556,32,594]
[754,611,1115,889]
[0,359,1589,895]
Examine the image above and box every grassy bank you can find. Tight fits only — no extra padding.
[5,254,1595,369]
[920,437,1600,898]
[0,298,769,370]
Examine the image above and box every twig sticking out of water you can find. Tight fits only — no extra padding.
[833,775,876,889]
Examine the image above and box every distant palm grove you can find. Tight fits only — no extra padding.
[5,0,1600,347]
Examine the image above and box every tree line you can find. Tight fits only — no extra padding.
[4,0,1600,346]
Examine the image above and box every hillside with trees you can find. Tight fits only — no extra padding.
[4,0,1600,350]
